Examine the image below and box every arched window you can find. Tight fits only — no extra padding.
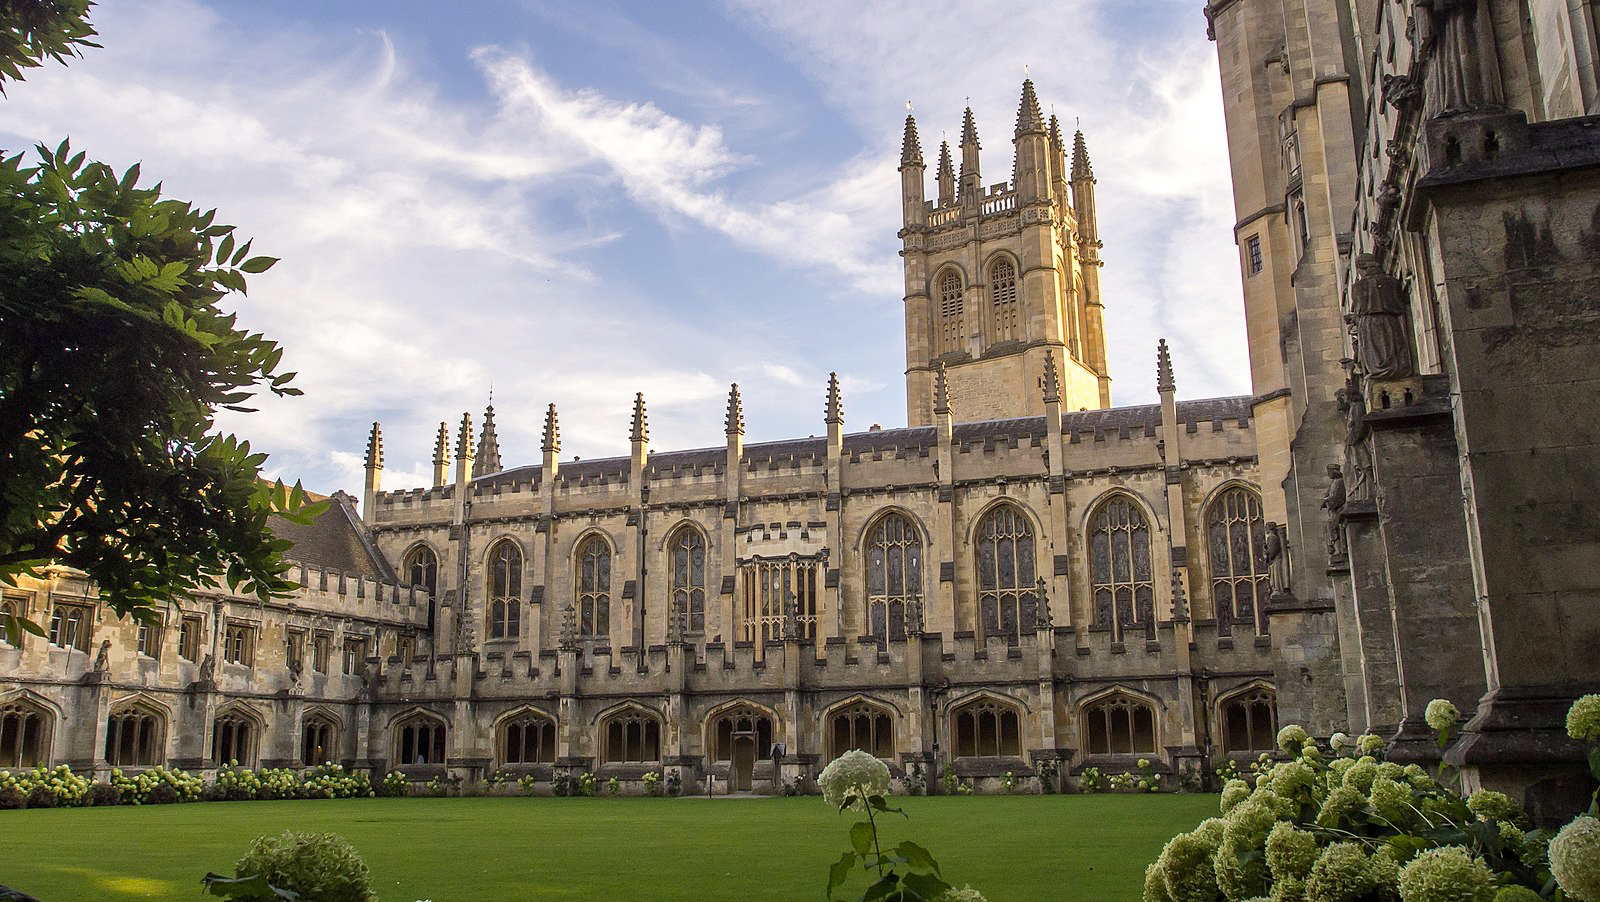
[989,258,1019,343]
[1221,688,1277,754]
[405,546,438,597]
[866,513,922,645]
[1084,695,1157,755]
[106,705,161,767]
[952,698,1022,758]
[828,702,894,759]
[213,712,257,767]
[488,541,522,640]
[577,536,612,639]
[740,555,819,646]
[669,527,706,636]
[1207,487,1270,637]
[396,714,447,766]
[500,711,556,765]
[975,505,1037,644]
[602,710,661,764]
[711,707,774,762]
[937,270,964,355]
[301,714,337,766]
[1,699,50,768]
[1089,496,1155,642]
[0,597,23,647]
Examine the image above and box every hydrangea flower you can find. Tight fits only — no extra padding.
[1329,731,1350,751]
[1265,822,1317,882]
[1157,830,1219,902]
[818,749,889,811]
[1315,785,1364,829]
[1403,763,1434,789]
[1220,778,1251,814]
[1276,724,1310,753]
[1368,776,1415,829]
[1424,699,1461,733]
[1342,758,1379,794]
[1215,798,1277,900]
[935,885,987,902]
[1396,847,1495,902]
[1550,815,1600,902]
[1356,733,1385,755]
[1466,790,1518,823]
[1567,694,1600,743]
[1304,842,1377,902]
[1269,760,1314,799]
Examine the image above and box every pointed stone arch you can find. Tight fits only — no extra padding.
[0,690,54,769]
[1077,686,1162,757]
[822,694,899,761]
[390,707,449,767]
[595,701,663,764]
[494,704,557,766]
[703,698,780,764]
[1215,680,1277,754]
[212,703,264,768]
[1082,490,1162,641]
[948,691,1026,759]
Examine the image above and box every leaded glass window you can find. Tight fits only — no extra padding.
[405,546,438,597]
[740,555,819,647]
[396,714,446,766]
[990,258,1019,342]
[938,270,963,355]
[578,536,611,638]
[1084,695,1157,755]
[669,527,706,636]
[712,707,774,762]
[829,702,893,759]
[952,698,1022,758]
[603,711,661,763]
[488,540,522,640]
[866,513,922,645]
[1207,487,1270,637]
[976,506,1037,644]
[1221,688,1277,753]
[2,700,50,768]
[500,711,556,765]
[1089,496,1154,642]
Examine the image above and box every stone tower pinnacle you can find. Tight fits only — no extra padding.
[1072,129,1094,181]
[630,392,649,444]
[1157,338,1176,394]
[1042,349,1061,404]
[933,362,952,416]
[935,140,955,205]
[455,412,474,461]
[362,422,382,524]
[1015,79,1045,135]
[473,399,502,478]
[900,115,924,166]
[725,383,744,436]
[959,107,981,204]
[431,421,448,488]
[541,403,560,455]
[824,373,843,425]
[364,421,383,470]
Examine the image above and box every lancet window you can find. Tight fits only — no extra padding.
[975,505,1037,643]
[1088,496,1155,642]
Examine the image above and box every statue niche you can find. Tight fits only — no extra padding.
[1346,254,1416,380]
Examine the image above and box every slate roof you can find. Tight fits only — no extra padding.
[272,491,396,582]
[472,397,1252,488]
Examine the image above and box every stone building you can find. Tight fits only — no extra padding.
[1205,0,1600,818]
[0,83,1340,794]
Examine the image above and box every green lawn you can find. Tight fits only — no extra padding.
[1,794,1216,901]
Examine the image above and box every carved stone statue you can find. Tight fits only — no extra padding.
[93,639,111,672]
[1321,464,1348,559]
[1338,382,1375,501]
[287,655,304,692]
[1264,521,1291,595]
[904,599,924,636]
[198,654,215,684]
[559,603,577,650]
[1415,0,1504,113]
[1347,254,1415,380]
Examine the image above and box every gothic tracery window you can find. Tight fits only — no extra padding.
[500,711,556,765]
[1089,495,1155,642]
[1084,694,1157,755]
[213,711,257,766]
[302,714,337,766]
[989,258,1019,343]
[866,513,922,645]
[1,699,49,768]
[711,707,774,762]
[828,702,893,759]
[975,505,1037,644]
[740,555,819,646]
[405,546,438,597]
[937,269,964,356]
[1221,687,1278,754]
[106,705,162,767]
[577,536,611,639]
[602,710,661,763]
[488,540,522,640]
[1207,487,1270,637]
[669,526,706,636]
[952,698,1022,758]
[396,714,447,766]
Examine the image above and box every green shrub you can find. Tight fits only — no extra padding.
[86,782,121,806]
[0,785,24,809]
[25,784,57,808]
[233,831,374,902]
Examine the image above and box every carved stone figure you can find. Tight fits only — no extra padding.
[904,599,924,636]
[1338,383,1375,501]
[1322,464,1348,559]
[93,639,111,672]
[198,654,215,683]
[1347,254,1416,379]
[1415,0,1504,113]
[559,603,577,650]
[1264,521,1291,596]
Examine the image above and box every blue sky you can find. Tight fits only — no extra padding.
[3,0,1248,498]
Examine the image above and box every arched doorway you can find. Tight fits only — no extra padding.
[731,735,756,791]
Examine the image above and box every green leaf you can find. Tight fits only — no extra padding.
[827,851,857,900]
[901,872,953,900]
[858,873,903,902]
[851,821,875,856]
[894,841,941,876]
[239,255,279,274]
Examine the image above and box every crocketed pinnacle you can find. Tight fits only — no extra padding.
[1015,79,1045,135]
[933,363,952,416]
[473,401,502,477]
[725,383,744,436]
[455,412,474,460]
[432,422,449,468]
[1048,114,1064,153]
[1072,129,1094,180]
[1042,350,1061,404]
[630,392,649,444]
[900,115,924,167]
[824,372,843,425]
[960,106,980,149]
[936,141,954,183]
[1157,339,1176,394]
[541,403,560,454]
[364,422,383,469]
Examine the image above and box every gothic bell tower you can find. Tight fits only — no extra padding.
[899,81,1111,426]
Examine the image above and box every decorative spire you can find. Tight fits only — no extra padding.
[900,115,924,167]
[455,412,474,460]
[824,372,843,425]
[725,383,744,436]
[630,392,649,444]
[433,422,449,468]
[1072,129,1093,180]
[1015,79,1045,135]
[364,422,383,470]
[541,403,560,454]
[960,106,980,148]
[1048,114,1064,152]
[1157,339,1176,394]
[1042,350,1061,404]
[473,400,502,478]
[933,363,951,416]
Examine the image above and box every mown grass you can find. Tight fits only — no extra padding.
[1,793,1216,900]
